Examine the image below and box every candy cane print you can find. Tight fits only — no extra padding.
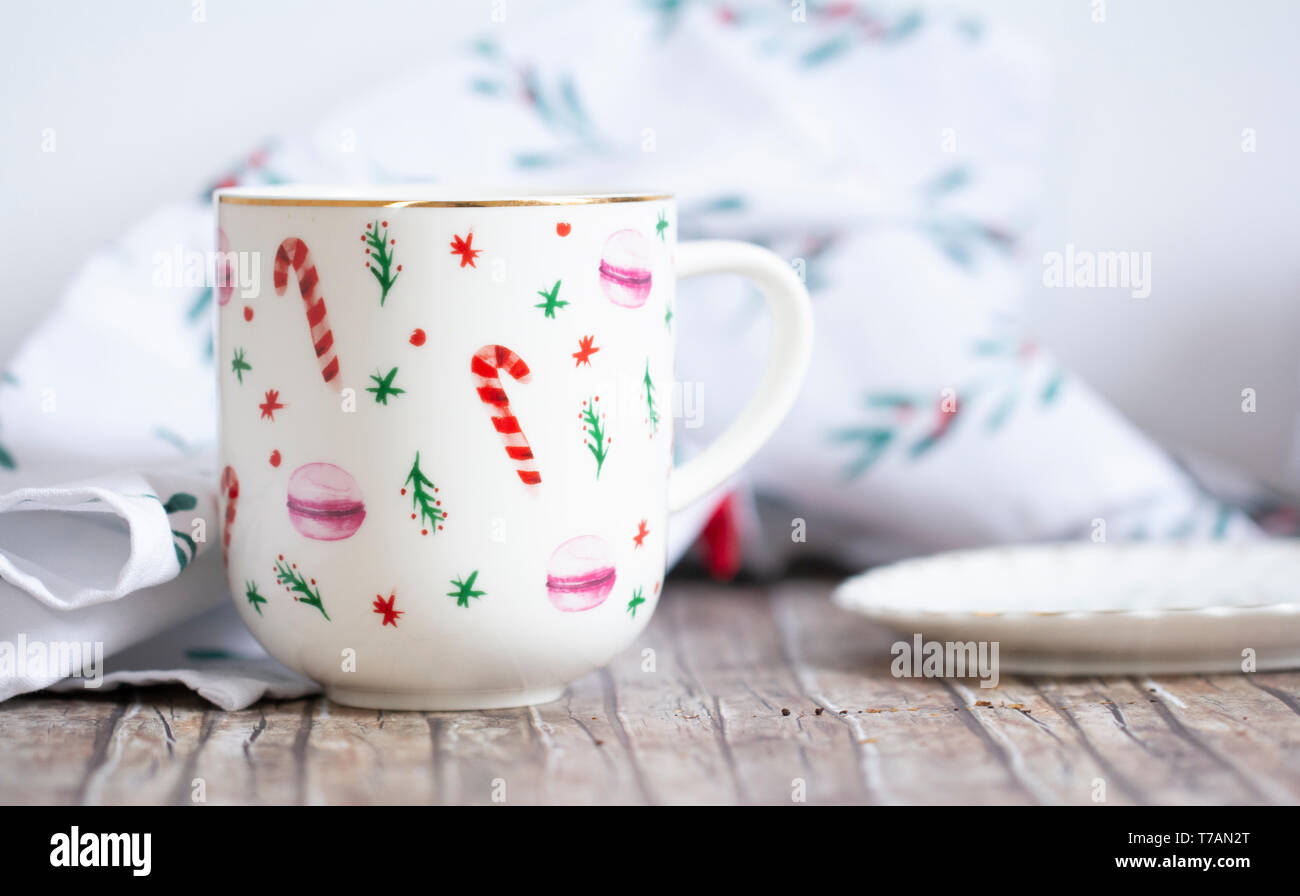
[273,238,341,389]
[471,344,541,486]
[221,465,239,566]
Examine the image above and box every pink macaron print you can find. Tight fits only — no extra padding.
[286,462,366,541]
[546,535,617,612]
[598,229,653,308]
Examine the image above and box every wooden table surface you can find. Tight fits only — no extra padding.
[2,580,1298,805]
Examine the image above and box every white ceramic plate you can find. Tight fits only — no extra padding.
[831,541,1300,675]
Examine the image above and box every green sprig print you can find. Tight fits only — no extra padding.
[581,396,610,479]
[447,571,485,608]
[403,451,446,534]
[231,347,251,384]
[245,580,267,616]
[535,280,568,318]
[367,367,405,405]
[274,557,330,621]
[643,359,659,435]
[363,220,400,305]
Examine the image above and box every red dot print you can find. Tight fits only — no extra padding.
[243,306,254,322]
[381,220,388,227]
[409,328,426,347]
[556,222,572,237]
[269,450,281,467]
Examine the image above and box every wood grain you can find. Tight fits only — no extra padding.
[1,581,1296,805]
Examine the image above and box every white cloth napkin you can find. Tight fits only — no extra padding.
[0,0,1262,709]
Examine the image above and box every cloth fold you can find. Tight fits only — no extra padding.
[0,467,216,609]
[45,599,318,711]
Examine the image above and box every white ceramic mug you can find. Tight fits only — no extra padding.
[215,186,812,709]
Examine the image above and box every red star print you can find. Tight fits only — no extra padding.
[372,592,403,627]
[450,232,481,268]
[258,389,285,421]
[572,334,600,367]
[633,519,650,549]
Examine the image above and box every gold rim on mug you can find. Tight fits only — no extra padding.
[217,190,674,208]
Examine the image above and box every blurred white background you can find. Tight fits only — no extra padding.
[3,0,1298,489]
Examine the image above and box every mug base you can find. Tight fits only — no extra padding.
[325,684,567,711]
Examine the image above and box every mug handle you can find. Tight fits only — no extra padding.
[669,240,815,511]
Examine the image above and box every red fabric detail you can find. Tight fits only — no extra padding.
[698,493,743,581]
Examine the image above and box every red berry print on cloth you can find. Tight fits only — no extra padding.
[243,306,254,322]
[259,389,285,421]
[833,328,1067,477]
[598,229,653,308]
[546,535,616,613]
[286,462,366,541]
[471,345,541,486]
[409,328,426,347]
[556,222,571,237]
[450,232,481,268]
[633,519,649,549]
[273,237,342,389]
[220,466,239,566]
[402,451,446,535]
[362,220,401,305]
[373,591,403,627]
[269,449,282,467]
[581,396,610,479]
[572,335,599,367]
[274,555,330,621]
